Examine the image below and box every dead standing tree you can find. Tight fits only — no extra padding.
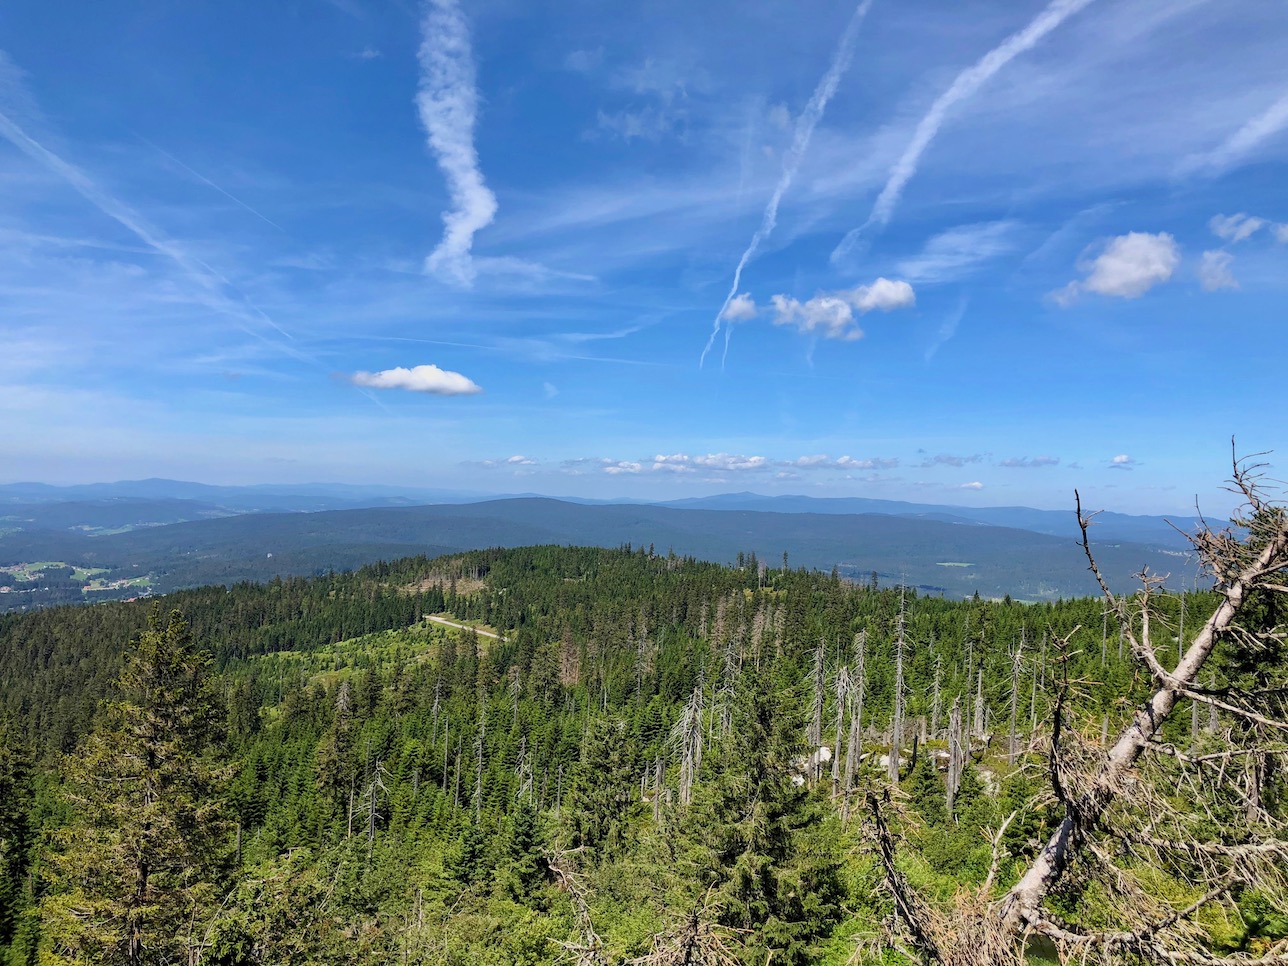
[877,452,1288,965]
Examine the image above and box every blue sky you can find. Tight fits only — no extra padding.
[1,0,1285,514]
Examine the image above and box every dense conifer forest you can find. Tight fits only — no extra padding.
[0,523,1284,963]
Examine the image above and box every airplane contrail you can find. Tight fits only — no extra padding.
[700,0,875,368]
[0,108,303,353]
[831,0,1096,265]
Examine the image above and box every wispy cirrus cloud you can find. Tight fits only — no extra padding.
[701,0,874,367]
[1209,212,1266,243]
[350,363,482,395]
[832,0,1096,262]
[925,296,968,362]
[417,0,498,287]
[0,58,302,355]
[999,455,1060,468]
[783,455,899,471]
[896,221,1021,283]
[1198,250,1238,291]
[920,453,983,468]
[1180,87,1288,175]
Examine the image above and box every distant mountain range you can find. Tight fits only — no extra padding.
[0,479,1207,611]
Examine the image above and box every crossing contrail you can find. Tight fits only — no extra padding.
[701,0,875,368]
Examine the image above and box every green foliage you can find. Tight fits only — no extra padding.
[37,607,232,965]
[0,543,1267,963]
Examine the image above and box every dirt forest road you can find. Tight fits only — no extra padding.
[424,614,503,640]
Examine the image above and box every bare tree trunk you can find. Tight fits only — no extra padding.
[808,640,825,782]
[946,696,965,818]
[832,665,850,787]
[843,631,867,818]
[999,484,1288,933]
[1008,630,1024,764]
[930,657,943,740]
[890,588,907,786]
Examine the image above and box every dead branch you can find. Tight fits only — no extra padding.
[996,452,1288,951]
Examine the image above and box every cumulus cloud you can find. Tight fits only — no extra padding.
[602,460,643,475]
[837,455,899,470]
[417,0,498,287]
[849,278,916,312]
[1109,454,1137,470]
[1199,250,1238,291]
[770,294,859,340]
[650,453,697,473]
[999,456,1060,468]
[1053,232,1180,304]
[693,453,768,472]
[960,481,984,490]
[350,364,482,395]
[1210,212,1266,243]
[506,454,537,465]
[770,278,914,341]
[720,292,758,322]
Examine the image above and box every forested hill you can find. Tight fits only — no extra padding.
[3,543,1276,965]
[0,495,1191,612]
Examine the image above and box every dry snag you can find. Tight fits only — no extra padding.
[881,450,1288,964]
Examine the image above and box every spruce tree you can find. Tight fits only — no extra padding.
[39,607,232,965]
[669,665,845,965]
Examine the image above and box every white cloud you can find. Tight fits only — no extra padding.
[417,0,498,287]
[506,454,537,465]
[602,460,643,475]
[960,481,985,490]
[787,454,832,469]
[1209,212,1265,243]
[652,460,696,474]
[896,221,1020,283]
[837,455,899,470]
[1276,224,1288,244]
[1055,231,1179,304]
[1109,453,1136,470]
[847,278,916,312]
[542,382,558,399]
[771,294,858,340]
[1198,250,1238,291]
[351,364,482,395]
[770,278,914,341]
[692,453,768,472]
[1182,88,1288,175]
[720,292,758,322]
[833,0,1096,262]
